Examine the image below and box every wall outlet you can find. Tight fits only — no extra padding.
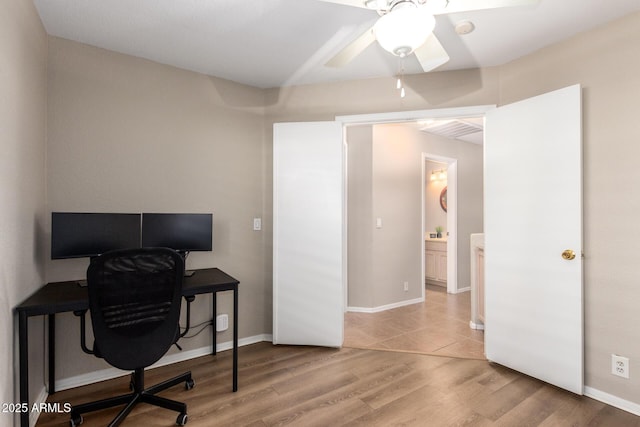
[403,281,409,292]
[253,218,262,231]
[216,314,229,332]
[612,354,629,379]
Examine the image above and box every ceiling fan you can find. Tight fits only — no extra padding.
[318,0,540,72]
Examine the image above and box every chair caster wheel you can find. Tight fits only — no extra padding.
[176,413,188,425]
[185,378,195,390]
[70,414,83,427]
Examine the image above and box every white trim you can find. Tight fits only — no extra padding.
[336,106,496,125]
[54,334,271,392]
[28,386,50,427]
[584,386,640,416]
[470,232,485,328]
[469,320,485,331]
[343,133,349,315]
[420,155,426,303]
[347,297,424,313]
[445,161,458,294]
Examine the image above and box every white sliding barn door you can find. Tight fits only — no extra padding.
[484,85,583,393]
[273,121,344,347]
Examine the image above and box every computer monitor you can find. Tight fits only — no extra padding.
[51,212,142,259]
[142,213,212,253]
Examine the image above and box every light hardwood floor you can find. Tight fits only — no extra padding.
[344,285,484,359]
[36,341,639,426]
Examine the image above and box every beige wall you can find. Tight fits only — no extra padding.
[1,0,48,425]
[346,126,374,308]
[370,124,427,304]
[45,37,268,380]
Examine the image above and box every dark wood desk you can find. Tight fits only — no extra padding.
[15,268,239,427]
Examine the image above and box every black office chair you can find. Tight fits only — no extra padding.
[70,247,194,427]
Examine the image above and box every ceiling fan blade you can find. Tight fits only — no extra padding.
[429,0,539,15]
[413,34,450,72]
[325,27,376,67]
[314,0,370,9]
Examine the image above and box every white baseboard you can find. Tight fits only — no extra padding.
[348,297,424,313]
[54,334,271,392]
[28,386,50,427]
[584,386,640,416]
[469,320,485,330]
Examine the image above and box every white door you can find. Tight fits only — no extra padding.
[484,85,583,394]
[273,121,344,347]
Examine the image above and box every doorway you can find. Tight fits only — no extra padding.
[342,113,485,359]
[273,103,494,353]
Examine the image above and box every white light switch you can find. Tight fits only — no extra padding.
[253,218,262,231]
[376,218,383,229]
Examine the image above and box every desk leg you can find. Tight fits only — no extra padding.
[48,314,56,394]
[233,286,238,392]
[19,312,29,427]
[212,292,217,356]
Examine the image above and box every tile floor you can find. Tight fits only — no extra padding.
[344,285,485,359]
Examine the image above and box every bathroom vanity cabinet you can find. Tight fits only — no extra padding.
[425,240,447,286]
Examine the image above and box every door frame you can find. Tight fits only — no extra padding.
[423,153,458,294]
[337,105,494,301]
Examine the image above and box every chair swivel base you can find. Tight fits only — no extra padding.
[70,368,194,427]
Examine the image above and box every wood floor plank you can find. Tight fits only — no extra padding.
[472,375,545,421]
[260,390,371,427]
[584,405,640,427]
[35,343,640,427]
[358,354,450,410]
[492,385,571,427]
[537,391,605,427]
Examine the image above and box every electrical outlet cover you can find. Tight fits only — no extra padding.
[216,314,229,332]
[611,354,630,379]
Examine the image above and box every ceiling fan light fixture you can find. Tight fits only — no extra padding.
[373,6,435,57]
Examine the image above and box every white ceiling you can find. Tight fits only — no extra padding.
[34,0,640,89]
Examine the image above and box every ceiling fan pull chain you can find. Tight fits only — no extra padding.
[396,59,406,98]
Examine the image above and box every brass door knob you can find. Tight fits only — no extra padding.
[562,249,576,260]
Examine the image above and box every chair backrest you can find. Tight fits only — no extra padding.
[87,247,184,371]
